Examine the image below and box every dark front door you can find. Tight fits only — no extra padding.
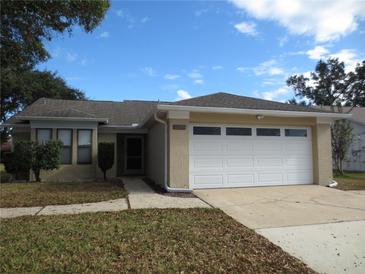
[124,136,144,174]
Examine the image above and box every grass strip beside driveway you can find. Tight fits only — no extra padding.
[334,172,365,190]
[0,180,127,208]
[0,208,315,274]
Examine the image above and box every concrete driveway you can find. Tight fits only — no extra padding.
[194,185,365,274]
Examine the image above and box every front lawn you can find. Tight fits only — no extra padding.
[0,180,127,208]
[0,209,314,273]
[334,172,365,190]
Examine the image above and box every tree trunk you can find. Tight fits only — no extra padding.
[34,169,41,182]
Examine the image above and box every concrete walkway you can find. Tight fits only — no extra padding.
[1,178,209,218]
[123,177,210,209]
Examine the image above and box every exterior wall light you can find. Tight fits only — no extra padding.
[256,114,264,120]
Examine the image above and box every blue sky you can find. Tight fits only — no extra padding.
[39,0,365,103]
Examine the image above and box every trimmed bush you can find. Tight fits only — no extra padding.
[98,142,115,181]
[32,140,62,182]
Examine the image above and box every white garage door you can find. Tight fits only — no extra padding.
[189,124,313,189]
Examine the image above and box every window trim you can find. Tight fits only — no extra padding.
[285,128,308,137]
[57,129,73,165]
[226,127,252,136]
[193,126,221,136]
[36,128,53,143]
[256,128,281,137]
[77,129,92,165]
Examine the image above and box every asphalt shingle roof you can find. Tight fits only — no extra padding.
[7,92,335,126]
[9,98,158,126]
[172,92,333,113]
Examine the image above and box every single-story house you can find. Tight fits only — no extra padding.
[5,92,350,191]
[342,107,365,171]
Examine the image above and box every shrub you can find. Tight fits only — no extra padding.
[32,140,62,182]
[2,140,62,182]
[98,142,114,181]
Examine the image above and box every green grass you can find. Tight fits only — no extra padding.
[0,209,315,274]
[0,180,127,208]
[334,171,365,190]
[0,163,11,183]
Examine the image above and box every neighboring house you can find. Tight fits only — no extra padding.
[318,107,365,172]
[341,107,365,172]
[5,92,349,190]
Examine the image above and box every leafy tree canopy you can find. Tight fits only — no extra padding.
[1,70,85,122]
[287,58,365,109]
[1,0,110,70]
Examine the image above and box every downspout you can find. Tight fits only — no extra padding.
[154,112,192,193]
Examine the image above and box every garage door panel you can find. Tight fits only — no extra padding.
[255,157,283,168]
[190,124,313,189]
[258,173,284,184]
[227,174,255,185]
[190,142,224,155]
[226,157,254,168]
[287,171,312,184]
[192,158,223,169]
[192,174,224,187]
[226,142,253,154]
[285,157,312,168]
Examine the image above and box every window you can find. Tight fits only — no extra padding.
[256,128,281,136]
[77,129,92,164]
[193,126,221,135]
[285,129,307,137]
[58,129,72,164]
[226,127,252,136]
[37,129,52,143]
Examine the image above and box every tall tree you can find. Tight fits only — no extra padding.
[287,58,364,175]
[1,0,110,141]
[1,70,86,122]
[287,58,365,109]
[1,0,110,70]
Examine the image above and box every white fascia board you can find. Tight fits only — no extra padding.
[157,104,351,119]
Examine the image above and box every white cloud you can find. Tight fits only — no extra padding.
[176,89,192,100]
[141,16,150,24]
[115,10,124,17]
[99,31,110,39]
[141,67,157,77]
[306,46,329,60]
[234,21,257,36]
[164,74,180,80]
[80,58,87,66]
[254,60,284,76]
[230,0,365,42]
[258,86,291,101]
[212,65,223,70]
[278,36,288,47]
[187,70,203,79]
[329,49,361,72]
[236,67,248,73]
[194,79,204,85]
[66,52,77,62]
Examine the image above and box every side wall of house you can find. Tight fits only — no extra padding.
[146,122,165,187]
[343,122,365,171]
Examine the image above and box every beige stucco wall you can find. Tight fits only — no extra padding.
[168,119,190,188]
[168,112,333,189]
[30,127,98,182]
[312,123,333,185]
[146,122,165,187]
[96,133,117,179]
